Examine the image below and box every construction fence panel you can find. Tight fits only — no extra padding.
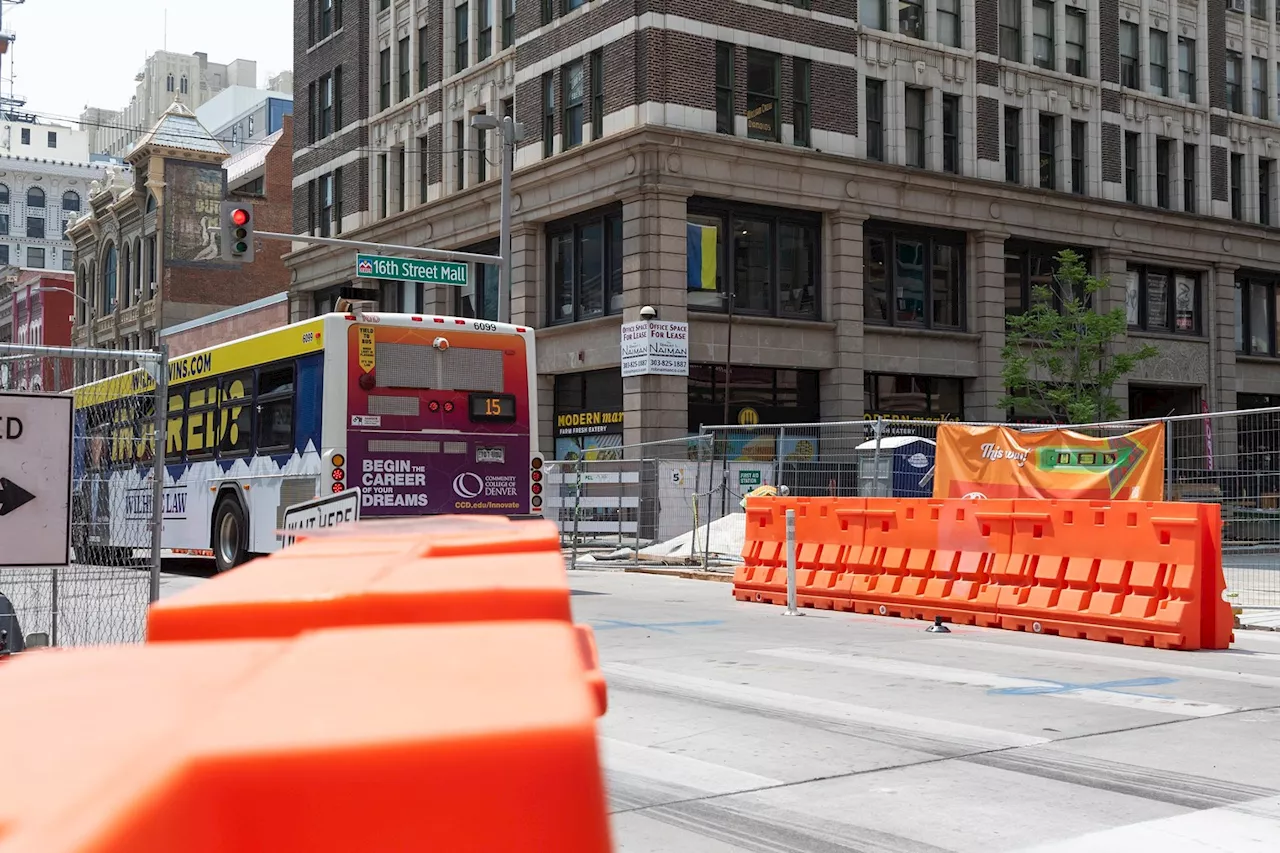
[0,343,167,647]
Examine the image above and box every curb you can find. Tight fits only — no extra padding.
[622,566,735,583]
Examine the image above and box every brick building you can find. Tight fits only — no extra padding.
[285,0,1280,461]
[159,292,291,356]
[0,269,76,391]
[68,103,294,357]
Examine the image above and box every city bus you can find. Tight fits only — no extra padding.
[72,311,543,572]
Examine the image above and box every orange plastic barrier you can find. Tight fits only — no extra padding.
[148,516,606,716]
[0,622,613,853]
[734,496,1233,651]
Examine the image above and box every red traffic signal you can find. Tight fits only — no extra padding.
[230,208,250,227]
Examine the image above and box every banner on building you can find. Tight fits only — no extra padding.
[164,161,229,266]
[932,422,1166,501]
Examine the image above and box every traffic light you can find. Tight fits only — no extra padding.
[220,201,255,263]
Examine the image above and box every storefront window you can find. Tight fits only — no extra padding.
[1125,265,1201,334]
[864,374,964,421]
[864,222,964,329]
[546,206,624,325]
[554,369,624,460]
[687,364,820,434]
[687,199,820,319]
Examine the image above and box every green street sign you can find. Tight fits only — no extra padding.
[355,253,468,287]
[739,470,762,487]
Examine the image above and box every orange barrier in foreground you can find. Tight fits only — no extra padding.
[0,622,613,853]
[148,516,605,716]
[734,497,1233,651]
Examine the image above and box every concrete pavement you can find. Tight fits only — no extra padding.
[572,569,1280,852]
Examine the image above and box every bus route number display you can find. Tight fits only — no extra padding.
[470,393,517,422]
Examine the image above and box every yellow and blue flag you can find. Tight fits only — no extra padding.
[686,223,717,291]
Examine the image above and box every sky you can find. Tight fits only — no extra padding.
[1,0,294,126]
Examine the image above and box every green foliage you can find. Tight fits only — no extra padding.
[1000,249,1158,425]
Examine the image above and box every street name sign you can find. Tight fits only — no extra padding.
[280,488,362,547]
[0,392,72,567]
[355,254,469,287]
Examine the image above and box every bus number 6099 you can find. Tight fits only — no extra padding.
[473,322,498,332]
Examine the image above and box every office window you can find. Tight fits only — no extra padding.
[455,2,469,72]
[1150,29,1168,96]
[687,200,821,319]
[1038,113,1056,189]
[165,75,174,93]
[1120,22,1139,89]
[899,0,924,38]
[716,42,734,134]
[942,94,959,174]
[320,173,334,238]
[419,134,430,203]
[478,0,492,61]
[0,246,8,265]
[0,184,9,204]
[333,167,343,234]
[864,222,964,329]
[320,72,334,137]
[1235,274,1280,355]
[862,0,885,30]
[1156,137,1172,209]
[562,60,584,149]
[455,120,466,189]
[0,214,7,235]
[308,82,316,143]
[1124,131,1139,203]
[62,250,73,271]
[1032,1,1054,69]
[1127,266,1200,334]
[180,76,188,95]
[905,87,925,168]
[379,48,391,110]
[47,131,56,149]
[334,66,343,128]
[866,79,885,161]
[1179,37,1196,101]
[1254,57,1268,119]
[547,208,625,324]
[1005,243,1093,315]
[26,187,42,208]
[590,50,604,141]
[542,72,555,157]
[1227,51,1243,112]
[502,0,515,48]
[378,154,388,218]
[793,58,811,148]
[1253,0,1266,17]
[746,50,781,142]
[380,0,390,9]
[1070,120,1085,194]
[937,0,960,47]
[320,0,334,37]
[1065,9,1085,76]
[502,97,514,121]
[1262,158,1274,226]
[419,25,430,90]
[28,247,44,269]
[1183,143,1197,213]
[541,0,552,25]
[62,190,80,212]
[398,37,410,100]
[26,216,43,238]
[1232,152,1244,220]
[999,0,1021,61]
[1005,107,1021,183]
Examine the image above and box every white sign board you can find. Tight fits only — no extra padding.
[280,488,362,547]
[620,320,690,377]
[0,392,72,567]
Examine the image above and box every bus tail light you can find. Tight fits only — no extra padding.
[331,468,345,481]
[531,483,542,495]
[332,454,345,468]
[531,470,542,482]
[333,482,346,493]
[531,495,543,509]
[530,454,545,514]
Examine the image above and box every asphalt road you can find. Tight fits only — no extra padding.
[571,569,1280,852]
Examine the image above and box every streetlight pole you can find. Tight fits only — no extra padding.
[471,112,523,324]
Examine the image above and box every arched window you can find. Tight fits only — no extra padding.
[61,191,80,212]
[0,184,9,205]
[102,244,117,314]
[121,243,132,308]
[166,74,175,93]
[146,194,157,213]
[26,187,44,208]
[133,237,142,295]
[76,265,88,324]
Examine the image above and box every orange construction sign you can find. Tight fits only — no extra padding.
[931,422,1165,501]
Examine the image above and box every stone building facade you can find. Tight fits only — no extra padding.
[67,104,294,357]
[286,0,1280,462]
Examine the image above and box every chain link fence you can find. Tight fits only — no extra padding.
[547,409,1280,610]
[0,342,167,648]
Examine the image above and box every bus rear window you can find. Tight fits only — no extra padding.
[374,342,504,393]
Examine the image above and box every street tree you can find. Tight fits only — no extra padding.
[1000,249,1158,424]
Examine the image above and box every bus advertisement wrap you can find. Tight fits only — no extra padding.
[931,422,1165,501]
[350,435,528,513]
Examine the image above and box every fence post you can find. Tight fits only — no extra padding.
[149,344,169,605]
[698,430,711,572]
[570,456,582,568]
[782,508,801,617]
[1164,417,1174,502]
[774,425,785,488]
[871,418,884,497]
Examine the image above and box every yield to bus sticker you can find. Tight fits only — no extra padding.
[358,326,376,372]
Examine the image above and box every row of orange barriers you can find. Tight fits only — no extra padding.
[0,517,614,853]
[735,497,1234,651]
